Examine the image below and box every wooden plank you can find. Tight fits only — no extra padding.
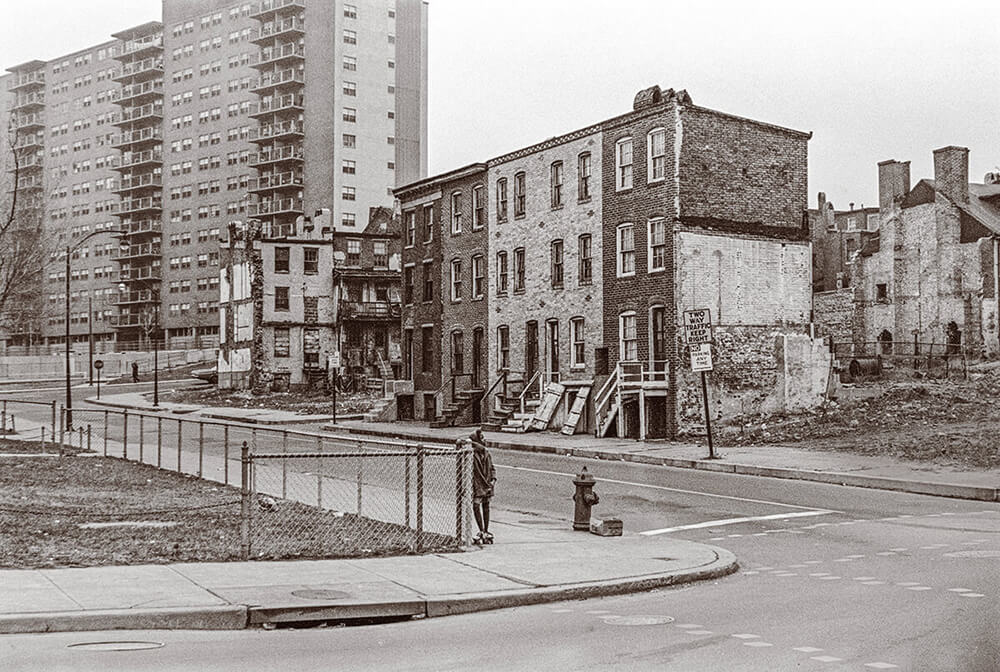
[560,386,591,435]
[528,383,564,431]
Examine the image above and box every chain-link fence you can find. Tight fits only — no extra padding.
[43,404,472,559]
[0,397,59,448]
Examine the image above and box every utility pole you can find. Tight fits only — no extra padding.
[65,245,72,430]
[88,297,94,386]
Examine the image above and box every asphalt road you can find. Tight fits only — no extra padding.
[2,383,998,670]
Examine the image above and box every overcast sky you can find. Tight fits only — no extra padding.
[3,0,997,210]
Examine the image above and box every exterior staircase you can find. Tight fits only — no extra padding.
[481,370,543,433]
[430,386,484,429]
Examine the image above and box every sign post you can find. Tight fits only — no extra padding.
[94,360,104,400]
[683,309,717,459]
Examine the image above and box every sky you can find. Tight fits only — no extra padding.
[2,0,997,211]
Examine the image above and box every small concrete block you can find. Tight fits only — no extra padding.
[589,518,623,537]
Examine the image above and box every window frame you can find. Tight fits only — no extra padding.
[550,239,564,289]
[619,311,638,362]
[578,234,592,285]
[570,317,586,368]
[578,152,591,202]
[513,172,526,218]
[647,127,667,183]
[550,160,563,208]
[496,251,509,295]
[274,285,289,312]
[422,260,434,302]
[496,177,508,222]
[617,223,635,277]
[615,137,633,191]
[513,247,525,293]
[497,325,510,371]
[471,253,484,299]
[450,258,463,302]
[472,184,485,229]
[303,246,319,275]
[647,218,667,273]
[450,191,462,234]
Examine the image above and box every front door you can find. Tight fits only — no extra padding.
[525,320,538,382]
[472,327,483,388]
[651,306,667,379]
[546,320,560,383]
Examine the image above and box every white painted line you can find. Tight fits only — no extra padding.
[853,577,877,581]
[788,564,807,568]
[793,647,823,653]
[906,586,933,591]
[889,548,908,552]
[846,554,865,558]
[808,572,830,577]
[959,593,985,598]
[819,576,841,580]
[875,552,897,556]
[896,582,920,587]
[774,572,798,576]
[865,663,899,669]
[751,532,768,537]
[833,558,855,562]
[686,630,714,635]
[674,624,702,629]
[755,566,774,571]
[811,655,843,663]
[744,641,773,647]
[861,581,886,585]
[726,534,743,538]
[550,608,574,613]
[742,571,759,575]
[948,588,972,593]
[585,610,611,614]
[640,510,834,536]
[731,633,760,639]
[500,465,838,511]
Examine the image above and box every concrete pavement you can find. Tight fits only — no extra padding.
[85,392,338,425]
[0,516,736,634]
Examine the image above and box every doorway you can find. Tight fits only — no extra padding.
[546,319,560,384]
[472,327,483,388]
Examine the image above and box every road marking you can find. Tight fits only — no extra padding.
[686,630,713,635]
[875,551,897,556]
[906,586,932,591]
[808,572,830,577]
[865,664,899,669]
[959,593,985,598]
[674,624,703,629]
[731,634,760,639]
[896,582,920,587]
[744,641,773,647]
[500,465,838,512]
[948,588,972,593]
[640,510,834,536]
[793,647,824,653]
[861,581,886,585]
[811,655,843,663]
[818,576,841,580]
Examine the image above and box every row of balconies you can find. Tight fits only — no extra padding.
[115,173,162,193]
[111,127,162,149]
[118,266,162,282]
[9,71,45,90]
[119,219,161,235]
[114,34,163,59]
[249,144,303,167]
[249,120,304,142]
[11,176,44,191]
[118,79,163,105]
[14,154,44,170]
[115,149,162,170]
[117,196,162,215]
[113,57,163,82]
[117,102,163,124]
[115,290,158,306]
[250,42,305,69]
[251,0,305,20]
[13,91,45,110]
[13,134,43,151]
[250,92,304,117]
[13,113,45,131]
[339,301,402,321]
[251,67,304,93]
[251,17,305,45]
[249,197,303,217]
[114,243,161,261]
[248,170,302,192]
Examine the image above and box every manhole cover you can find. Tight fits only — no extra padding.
[69,641,164,652]
[601,615,675,626]
[943,550,1000,559]
[290,589,351,600]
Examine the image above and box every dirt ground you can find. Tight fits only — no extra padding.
[163,385,381,416]
[717,367,1000,469]
[0,440,453,569]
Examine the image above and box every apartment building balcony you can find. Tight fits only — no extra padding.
[10,154,44,171]
[113,149,162,170]
[114,34,163,60]
[110,311,160,328]
[9,175,44,192]
[339,300,402,322]
[249,145,303,167]
[9,71,45,91]
[251,17,305,45]
[248,197,303,217]
[248,171,302,194]
[115,102,163,125]
[13,135,43,152]
[117,79,164,106]
[113,57,163,83]
[248,120,304,143]
[118,266,161,282]
[114,290,158,306]
[261,219,297,239]
[111,127,162,150]
[13,113,44,131]
[249,92,304,118]
[250,0,305,21]
[250,42,305,69]
[117,196,162,216]
[114,173,162,194]
[12,92,45,111]
[114,243,161,261]
[250,68,304,94]
[118,219,161,236]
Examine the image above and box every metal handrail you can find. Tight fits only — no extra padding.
[518,370,542,414]
[480,370,507,419]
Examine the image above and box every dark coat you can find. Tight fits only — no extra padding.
[472,445,495,499]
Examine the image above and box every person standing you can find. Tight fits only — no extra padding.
[469,429,496,543]
[131,361,140,383]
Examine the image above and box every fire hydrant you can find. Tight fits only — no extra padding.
[572,467,599,530]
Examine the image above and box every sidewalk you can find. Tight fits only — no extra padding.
[0,514,736,634]
[333,421,1000,503]
[85,392,337,425]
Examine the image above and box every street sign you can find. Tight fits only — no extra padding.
[689,343,713,372]
[683,309,713,344]
[328,351,341,370]
[93,360,104,370]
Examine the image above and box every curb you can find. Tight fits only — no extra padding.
[201,411,336,425]
[83,397,201,415]
[0,605,248,635]
[341,426,1000,503]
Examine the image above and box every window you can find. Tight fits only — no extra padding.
[342,159,356,174]
[343,29,357,44]
[421,326,433,373]
[450,259,463,301]
[578,152,592,201]
[496,177,508,222]
[497,326,510,370]
[343,134,356,148]
[550,161,563,208]
[274,286,289,311]
[472,185,485,229]
[346,239,361,266]
[647,128,666,182]
[867,213,879,231]
[846,216,858,232]
[513,172,526,217]
[422,261,434,301]
[616,137,633,190]
[513,247,525,292]
[343,56,357,71]
[496,251,508,295]
[471,254,484,298]
[343,81,357,96]
[876,283,888,302]
[344,4,357,18]
[342,186,356,201]
[343,107,356,122]
[648,218,666,272]
[571,317,586,367]
[450,192,462,234]
[422,204,434,242]
[303,247,318,274]
[273,327,290,357]
[373,240,388,268]
[578,234,592,284]
[405,210,416,246]
[404,265,414,304]
[619,312,637,361]
[451,330,464,374]
[274,246,289,273]
[617,224,635,276]
[550,239,564,288]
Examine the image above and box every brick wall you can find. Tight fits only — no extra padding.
[813,287,855,342]
[489,130,604,395]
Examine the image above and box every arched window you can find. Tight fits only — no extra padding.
[878,329,893,355]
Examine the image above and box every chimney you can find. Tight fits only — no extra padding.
[933,146,969,204]
[878,160,911,212]
[983,171,1000,185]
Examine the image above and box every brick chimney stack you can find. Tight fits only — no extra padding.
[878,160,911,212]
[933,146,970,204]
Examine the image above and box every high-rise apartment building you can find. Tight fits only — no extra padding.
[1,0,428,350]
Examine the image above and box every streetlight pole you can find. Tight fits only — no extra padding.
[64,245,72,430]
[153,303,159,407]
[88,297,94,386]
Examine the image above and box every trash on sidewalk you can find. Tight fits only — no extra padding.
[589,517,622,537]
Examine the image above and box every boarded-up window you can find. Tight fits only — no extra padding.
[303,327,320,366]
[273,327,290,357]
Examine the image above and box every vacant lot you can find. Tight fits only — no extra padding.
[0,440,454,569]
[164,386,381,416]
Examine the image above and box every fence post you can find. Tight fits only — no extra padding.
[404,455,411,527]
[176,418,183,473]
[122,410,129,460]
[103,410,108,456]
[240,440,250,560]
[415,443,424,552]
[1,400,6,436]
[251,429,258,494]
[78,426,83,451]
[58,406,65,456]
[198,421,204,478]
[87,425,91,453]
[40,426,46,450]
[223,425,229,486]
[157,416,163,468]
[356,442,363,514]
[139,415,145,463]
[50,401,56,441]
[317,471,323,508]
[455,448,463,542]
[281,430,288,499]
